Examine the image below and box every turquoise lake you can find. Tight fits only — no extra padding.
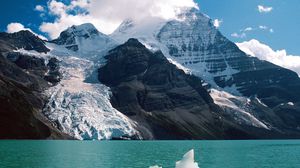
[0,140,299,168]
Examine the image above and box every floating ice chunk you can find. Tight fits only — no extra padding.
[149,166,162,168]
[287,102,295,106]
[175,149,200,168]
[149,149,199,168]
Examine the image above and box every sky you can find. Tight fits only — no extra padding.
[0,0,300,73]
[197,0,300,56]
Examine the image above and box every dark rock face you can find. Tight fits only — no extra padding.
[0,55,50,139]
[51,28,79,51]
[6,52,61,85]
[0,30,49,53]
[7,52,48,77]
[98,39,276,139]
[0,76,51,139]
[44,57,61,84]
[0,54,48,91]
[0,31,63,139]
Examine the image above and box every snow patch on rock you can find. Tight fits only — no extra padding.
[210,89,269,129]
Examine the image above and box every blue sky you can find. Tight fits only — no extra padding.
[0,0,48,34]
[0,0,299,55]
[197,0,300,55]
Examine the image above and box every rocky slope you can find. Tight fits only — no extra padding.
[98,38,292,139]
[98,39,224,139]
[0,30,49,53]
[0,55,50,139]
[0,31,67,139]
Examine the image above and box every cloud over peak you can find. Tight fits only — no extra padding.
[237,39,300,76]
[6,22,47,40]
[39,0,199,39]
[6,23,29,33]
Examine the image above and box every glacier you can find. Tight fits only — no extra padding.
[40,42,140,140]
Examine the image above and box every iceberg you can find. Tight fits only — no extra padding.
[149,149,200,168]
[149,166,162,168]
[176,149,200,168]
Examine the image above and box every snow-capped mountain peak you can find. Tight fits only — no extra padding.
[51,23,117,56]
[113,18,135,35]
[176,7,212,23]
[110,17,167,45]
[65,23,100,37]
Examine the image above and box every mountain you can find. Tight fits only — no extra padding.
[0,30,49,53]
[42,26,140,140]
[0,7,300,139]
[157,9,300,100]
[98,38,286,139]
[110,8,300,136]
[155,8,300,132]
[0,31,70,139]
[98,38,224,139]
[51,23,117,56]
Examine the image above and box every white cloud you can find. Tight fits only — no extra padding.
[231,32,246,38]
[232,25,274,38]
[213,19,222,28]
[259,25,268,30]
[70,0,90,8]
[236,39,300,76]
[39,0,199,39]
[6,22,48,40]
[259,25,274,33]
[6,23,29,33]
[35,5,45,12]
[258,5,273,13]
[243,27,253,32]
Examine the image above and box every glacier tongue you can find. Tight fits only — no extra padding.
[42,44,140,140]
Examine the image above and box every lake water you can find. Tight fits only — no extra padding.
[0,140,299,168]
